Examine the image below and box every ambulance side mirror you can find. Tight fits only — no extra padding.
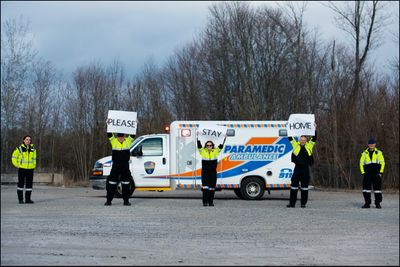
[279,129,287,136]
[132,145,143,157]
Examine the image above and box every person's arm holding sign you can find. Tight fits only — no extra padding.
[310,123,317,143]
[197,131,204,152]
[217,136,227,151]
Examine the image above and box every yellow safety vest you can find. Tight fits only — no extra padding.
[290,139,315,156]
[11,144,37,169]
[359,148,385,174]
[109,134,134,151]
[198,147,222,160]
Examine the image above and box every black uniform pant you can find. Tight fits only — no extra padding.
[289,165,310,206]
[17,168,34,201]
[106,161,132,203]
[201,160,217,205]
[362,172,382,205]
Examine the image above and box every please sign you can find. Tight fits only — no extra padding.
[107,110,137,135]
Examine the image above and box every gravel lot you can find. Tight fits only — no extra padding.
[1,184,399,266]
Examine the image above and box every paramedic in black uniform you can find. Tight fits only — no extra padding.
[287,123,317,208]
[105,132,135,206]
[197,136,226,206]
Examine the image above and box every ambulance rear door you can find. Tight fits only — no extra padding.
[176,127,198,187]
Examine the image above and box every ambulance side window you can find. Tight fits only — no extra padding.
[226,129,235,136]
[139,138,163,156]
[279,129,287,136]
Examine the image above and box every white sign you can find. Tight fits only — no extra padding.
[287,114,315,137]
[107,110,137,135]
[197,124,227,147]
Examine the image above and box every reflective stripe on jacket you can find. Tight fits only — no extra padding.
[109,134,134,151]
[198,147,222,161]
[290,139,316,156]
[11,144,37,169]
[359,148,385,174]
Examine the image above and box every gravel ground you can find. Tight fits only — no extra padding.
[1,185,399,266]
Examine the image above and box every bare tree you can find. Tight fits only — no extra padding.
[1,16,36,172]
[323,1,388,107]
[25,59,56,169]
[164,43,206,120]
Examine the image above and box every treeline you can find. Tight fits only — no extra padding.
[1,2,399,188]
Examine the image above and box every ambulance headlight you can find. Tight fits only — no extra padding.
[181,129,191,137]
[103,162,112,167]
[94,161,103,169]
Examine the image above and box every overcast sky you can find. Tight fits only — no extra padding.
[1,1,399,80]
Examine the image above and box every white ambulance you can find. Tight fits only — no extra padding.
[90,120,294,200]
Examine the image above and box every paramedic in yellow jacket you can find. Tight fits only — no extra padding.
[359,138,385,209]
[287,125,317,208]
[105,133,135,206]
[197,137,226,206]
[11,135,37,204]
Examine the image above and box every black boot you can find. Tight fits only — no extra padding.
[362,192,371,208]
[25,191,34,204]
[202,190,208,206]
[374,192,382,208]
[300,189,308,208]
[287,189,298,207]
[122,183,131,206]
[105,182,117,206]
[208,190,215,206]
[17,190,24,204]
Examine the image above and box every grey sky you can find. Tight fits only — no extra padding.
[1,1,399,80]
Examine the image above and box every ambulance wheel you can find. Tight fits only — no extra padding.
[240,177,265,200]
[234,188,245,199]
[115,179,135,198]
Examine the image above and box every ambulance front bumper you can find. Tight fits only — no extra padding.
[90,176,106,190]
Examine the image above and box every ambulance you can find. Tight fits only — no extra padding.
[90,120,294,200]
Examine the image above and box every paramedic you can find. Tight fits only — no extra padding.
[11,135,37,204]
[287,125,317,208]
[105,132,135,206]
[197,137,226,206]
[359,138,385,209]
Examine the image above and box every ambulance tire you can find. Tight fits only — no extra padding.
[234,188,245,199]
[240,177,265,200]
[115,179,135,198]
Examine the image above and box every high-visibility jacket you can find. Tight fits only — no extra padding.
[198,147,222,161]
[11,144,37,169]
[109,134,134,151]
[290,137,316,156]
[108,133,135,162]
[359,148,385,174]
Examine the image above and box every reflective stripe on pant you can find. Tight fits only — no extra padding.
[201,160,217,205]
[17,168,34,201]
[106,162,132,203]
[363,172,382,205]
[289,165,310,206]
